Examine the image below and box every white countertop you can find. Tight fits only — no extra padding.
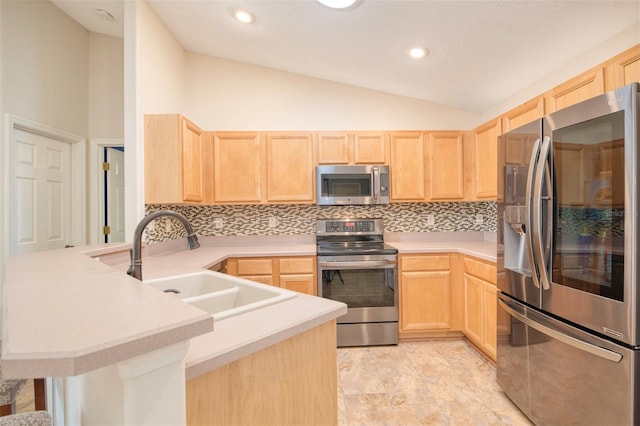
[2,232,495,380]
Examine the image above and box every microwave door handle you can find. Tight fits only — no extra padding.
[525,137,542,289]
[372,166,380,202]
[532,135,552,290]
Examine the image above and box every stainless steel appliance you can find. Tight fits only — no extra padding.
[497,83,640,424]
[316,165,390,205]
[316,218,398,346]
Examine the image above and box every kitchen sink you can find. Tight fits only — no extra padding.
[145,270,297,320]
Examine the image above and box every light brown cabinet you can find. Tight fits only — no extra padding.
[212,132,315,204]
[317,132,387,165]
[462,256,497,360]
[144,114,209,204]
[226,256,317,296]
[604,45,640,92]
[545,66,606,113]
[399,254,453,337]
[426,132,465,200]
[470,120,501,200]
[500,96,545,134]
[390,131,466,202]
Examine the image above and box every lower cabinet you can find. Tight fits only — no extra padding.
[398,254,463,339]
[226,256,317,296]
[462,256,497,360]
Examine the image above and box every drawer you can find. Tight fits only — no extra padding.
[463,256,497,284]
[279,257,315,274]
[401,254,450,271]
[236,258,273,275]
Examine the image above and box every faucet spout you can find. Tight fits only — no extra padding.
[127,210,200,281]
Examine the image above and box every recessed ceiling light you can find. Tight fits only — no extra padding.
[409,47,429,59]
[234,9,255,24]
[94,8,115,22]
[316,0,358,9]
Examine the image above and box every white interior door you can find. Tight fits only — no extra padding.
[105,147,125,242]
[11,128,73,254]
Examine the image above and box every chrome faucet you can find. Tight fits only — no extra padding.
[126,210,200,281]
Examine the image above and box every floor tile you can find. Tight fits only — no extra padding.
[338,339,532,426]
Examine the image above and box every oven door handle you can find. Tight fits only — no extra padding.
[318,260,397,269]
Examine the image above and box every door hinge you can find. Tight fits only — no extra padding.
[103,226,111,235]
[103,162,110,171]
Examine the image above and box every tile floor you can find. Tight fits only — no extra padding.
[337,339,532,426]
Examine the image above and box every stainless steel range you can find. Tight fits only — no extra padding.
[316,218,398,347]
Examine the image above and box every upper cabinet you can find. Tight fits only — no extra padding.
[317,132,387,164]
[389,132,426,201]
[604,45,640,92]
[144,114,209,205]
[425,132,465,200]
[469,120,501,200]
[265,133,315,203]
[389,131,466,202]
[213,132,263,203]
[500,96,545,134]
[212,132,315,204]
[545,66,605,113]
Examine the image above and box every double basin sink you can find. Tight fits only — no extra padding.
[145,270,297,320]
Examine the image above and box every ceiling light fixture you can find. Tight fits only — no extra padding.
[316,0,358,9]
[94,8,115,22]
[234,9,255,24]
[409,47,429,59]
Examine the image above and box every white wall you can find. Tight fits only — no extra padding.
[184,53,480,131]
[1,0,89,137]
[89,33,124,139]
[481,22,640,124]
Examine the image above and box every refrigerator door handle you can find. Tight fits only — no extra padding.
[498,297,623,363]
[525,137,542,289]
[532,135,551,290]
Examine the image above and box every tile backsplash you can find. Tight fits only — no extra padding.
[145,202,497,243]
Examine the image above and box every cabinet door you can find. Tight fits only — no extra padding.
[400,271,451,331]
[605,45,640,92]
[213,133,263,203]
[181,118,204,202]
[317,133,350,164]
[280,274,316,296]
[463,273,484,347]
[546,67,605,113]
[266,133,315,203]
[483,282,497,359]
[500,97,545,134]
[353,132,387,164]
[472,120,500,199]
[389,132,426,201]
[426,132,464,200]
[554,143,587,206]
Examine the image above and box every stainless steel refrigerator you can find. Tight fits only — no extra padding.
[497,83,640,425]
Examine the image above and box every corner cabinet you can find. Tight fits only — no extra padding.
[144,114,209,204]
[462,255,497,360]
[226,256,317,296]
[604,45,640,92]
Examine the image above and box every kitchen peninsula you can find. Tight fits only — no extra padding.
[2,231,495,424]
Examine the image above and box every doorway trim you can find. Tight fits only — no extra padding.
[88,138,124,244]
[4,114,86,254]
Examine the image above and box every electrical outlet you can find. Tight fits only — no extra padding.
[475,214,484,225]
[213,218,223,229]
[268,216,278,228]
[426,214,435,226]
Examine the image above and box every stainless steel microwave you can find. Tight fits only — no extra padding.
[316,165,390,205]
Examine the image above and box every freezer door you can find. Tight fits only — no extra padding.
[497,293,639,425]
